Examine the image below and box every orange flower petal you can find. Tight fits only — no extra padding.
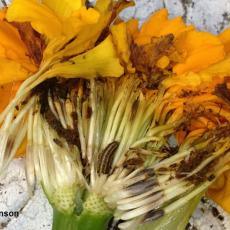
[135,9,193,45]
[0,8,6,20]
[0,81,21,112]
[219,27,230,54]
[0,58,29,85]
[208,170,230,213]
[173,31,225,74]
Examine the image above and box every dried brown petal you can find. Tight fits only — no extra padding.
[130,34,175,76]
[12,22,45,66]
[215,82,230,105]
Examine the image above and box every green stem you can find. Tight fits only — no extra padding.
[52,208,112,230]
[52,192,113,230]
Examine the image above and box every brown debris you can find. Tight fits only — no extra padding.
[176,150,215,184]
[33,78,81,147]
[130,34,175,76]
[12,22,45,66]
[122,148,151,170]
[44,109,80,147]
[215,82,230,105]
[123,157,144,169]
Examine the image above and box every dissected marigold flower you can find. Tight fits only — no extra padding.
[0,1,230,229]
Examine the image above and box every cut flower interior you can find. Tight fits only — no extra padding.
[0,0,229,230]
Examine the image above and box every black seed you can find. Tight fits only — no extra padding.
[126,178,157,195]
[185,223,191,230]
[143,209,164,223]
[107,217,124,230]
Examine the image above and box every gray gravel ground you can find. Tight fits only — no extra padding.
[0,0,230,229]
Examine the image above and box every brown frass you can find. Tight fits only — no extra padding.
[32,78,81,147]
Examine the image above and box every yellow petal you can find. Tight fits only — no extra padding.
[95,0,112,13]
[43,0,84,18]
[111,22,135,73]
[63,7,100,37]
[0,58,29,85]
[60,11,112,57]
[6,0,62,39]
[45,35,124,78]
[219,27,230,54]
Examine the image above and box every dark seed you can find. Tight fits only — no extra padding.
[143,209,164,223]
[107,217,124,230]
[185,223,191,230]
[135,168,155,178]
[126,178,157,195]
